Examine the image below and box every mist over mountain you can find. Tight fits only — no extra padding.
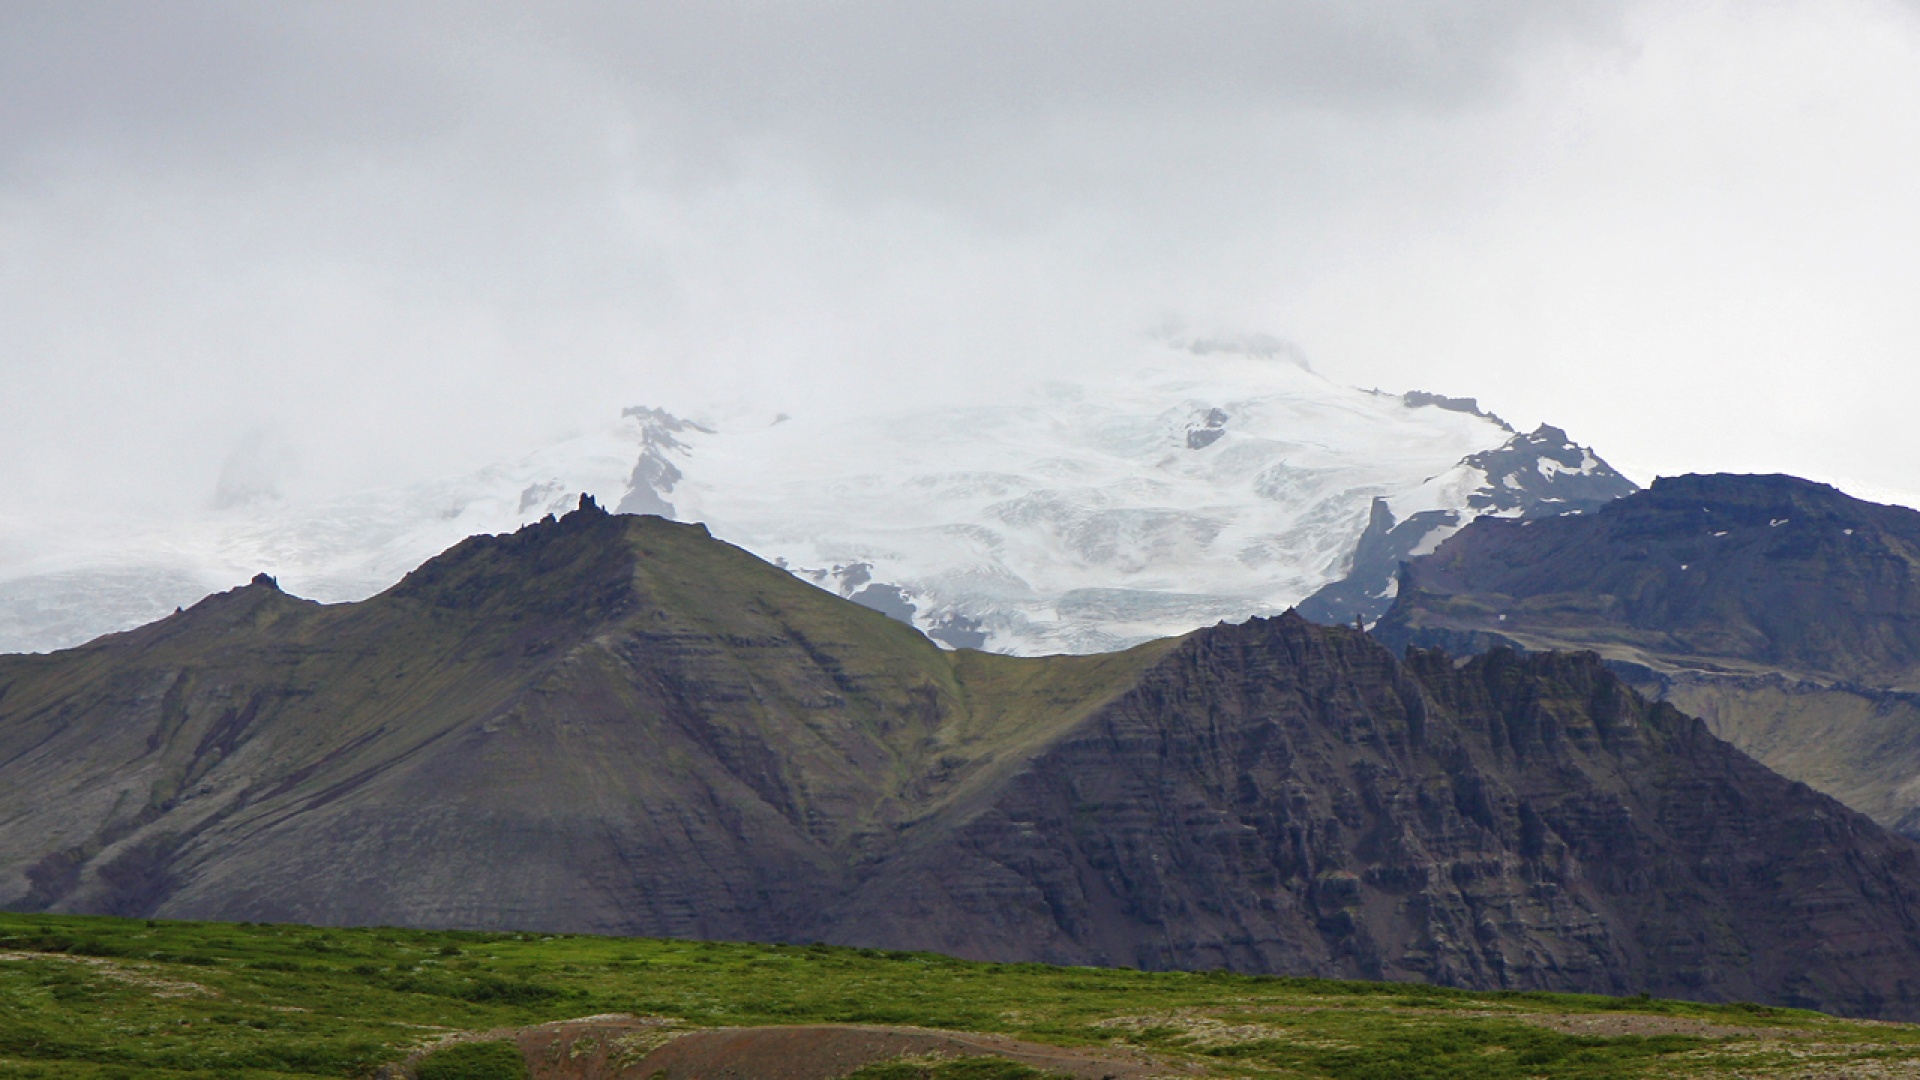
[0,351,1631,657]
[13,5,1920,1055]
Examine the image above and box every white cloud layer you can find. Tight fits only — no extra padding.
[3,0,1919,524]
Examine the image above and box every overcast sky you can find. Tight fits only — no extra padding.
[6,0,1920,521]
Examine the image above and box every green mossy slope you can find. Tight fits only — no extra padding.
[4,909,1915,1080]
[0,505,1167,938]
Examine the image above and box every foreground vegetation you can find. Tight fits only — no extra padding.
[1,910,1917,1079]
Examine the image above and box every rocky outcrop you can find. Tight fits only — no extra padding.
[614,407,712,518]
[6,499,1920,1018]
[1298,424,1637,626]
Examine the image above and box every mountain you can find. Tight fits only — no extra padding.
[1296,422,1635,626]
[0,348,1633,656]
[0,499,1177,936]
[7,499,1920,1019]
[1374,472,1920,836]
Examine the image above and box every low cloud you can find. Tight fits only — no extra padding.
[212,427,298,510]
[2,0,1919,526]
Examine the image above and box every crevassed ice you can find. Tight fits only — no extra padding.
[0,348,1625,656]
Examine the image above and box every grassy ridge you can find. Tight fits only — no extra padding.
[2,911,1918,1079]
[0,511,1180,929]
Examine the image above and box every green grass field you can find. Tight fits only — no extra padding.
[1,909,1915,1079]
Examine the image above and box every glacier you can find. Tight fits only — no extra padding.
[0,349,1635,656]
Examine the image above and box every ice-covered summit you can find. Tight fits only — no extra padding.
[616,355,1633,652]
[0,350,1635,655]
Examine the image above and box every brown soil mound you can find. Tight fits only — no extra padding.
[505,1017,1200,1080]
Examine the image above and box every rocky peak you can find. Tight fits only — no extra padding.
[381,497,655,629]
[1297,425,1637,626]
[616,407,712,518]
[1461,424,1637,518]
[1401,389,1513,431]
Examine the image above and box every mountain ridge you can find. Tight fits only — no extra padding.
[8,498,1920,1017]
[1374,471,1920,838]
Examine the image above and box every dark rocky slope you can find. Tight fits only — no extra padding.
[1374,473,1920,836]
[1376,473,1920,687]
[831,625,1920,1017]
[6,497,1920,1018]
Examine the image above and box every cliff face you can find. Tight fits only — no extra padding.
[7,499,1920,1018]
[1373,473,1920,840]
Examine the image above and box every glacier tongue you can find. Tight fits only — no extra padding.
[0,349,1636,656]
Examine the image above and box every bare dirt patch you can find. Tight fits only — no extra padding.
[392,1016,1203,1079]
[0,949,215,998]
